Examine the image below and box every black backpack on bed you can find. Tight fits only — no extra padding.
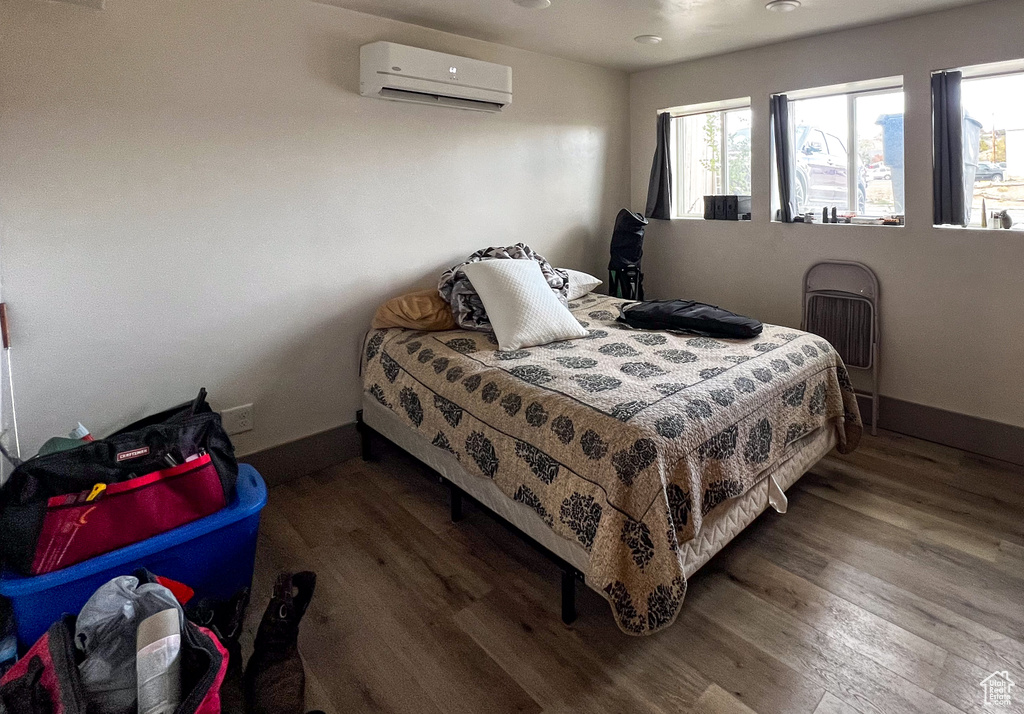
[617,299,763,339]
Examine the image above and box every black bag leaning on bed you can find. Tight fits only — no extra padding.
[618,299,763,339]
[608,209,648,301]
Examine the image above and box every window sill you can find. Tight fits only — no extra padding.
[933,224,1024,234]
[772,220,904,228]
[673,215,755,222]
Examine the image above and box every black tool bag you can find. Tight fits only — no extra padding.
[0,389,237,575]
[608,209,648,300]
[618,300,763,339]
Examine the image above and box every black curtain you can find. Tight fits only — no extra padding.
[771,94,797,223]
[932,71,966,226]
[645,112,672,220]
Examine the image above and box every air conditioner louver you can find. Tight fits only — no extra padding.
[378,87,506,113]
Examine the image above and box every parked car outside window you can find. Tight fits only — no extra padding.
[867,163,892,181]
[794,125,867,214]
[975,162,1005,182]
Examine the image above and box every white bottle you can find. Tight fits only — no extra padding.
[136,609,181,714]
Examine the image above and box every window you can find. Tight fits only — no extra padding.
[670,101,752,217]
[778,79,905,223]
[960,67,1024,230]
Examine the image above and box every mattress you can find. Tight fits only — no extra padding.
[361,293,861,634]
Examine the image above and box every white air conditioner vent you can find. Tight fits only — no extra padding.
[360,42,512,113]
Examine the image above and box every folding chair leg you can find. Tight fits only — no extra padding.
[871,346,880,436]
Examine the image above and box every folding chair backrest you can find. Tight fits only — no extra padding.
[802,261,879,370]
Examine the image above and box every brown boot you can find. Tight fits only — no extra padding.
[243,572,316,714]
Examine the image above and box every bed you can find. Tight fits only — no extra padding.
[360,293,861,635]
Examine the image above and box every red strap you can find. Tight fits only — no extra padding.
[154,575,196,605]
[106,453,213,495]
[45,453,214,507]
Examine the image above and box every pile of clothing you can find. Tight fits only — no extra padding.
[0,570,319,714]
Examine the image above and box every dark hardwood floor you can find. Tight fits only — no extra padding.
[244,430,1024,714]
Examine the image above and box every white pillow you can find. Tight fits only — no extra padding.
[462,259,589,351]
[562,268,603,301]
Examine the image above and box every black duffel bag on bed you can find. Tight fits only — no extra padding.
[617,299,763,339]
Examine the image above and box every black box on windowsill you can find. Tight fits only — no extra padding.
[704,195,752,220]
[724,195,752,220]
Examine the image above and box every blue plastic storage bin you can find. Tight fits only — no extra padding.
[0,464,267,650]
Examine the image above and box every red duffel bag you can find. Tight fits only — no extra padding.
[0,614,228,714]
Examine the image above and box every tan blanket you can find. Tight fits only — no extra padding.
[361,294,861,635]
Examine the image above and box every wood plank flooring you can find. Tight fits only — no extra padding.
[244,430,1024,714]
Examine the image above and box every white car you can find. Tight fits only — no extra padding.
[867,164,892,181]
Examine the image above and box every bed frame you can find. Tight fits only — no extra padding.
[356,409,583,624]
[356,389,838,631]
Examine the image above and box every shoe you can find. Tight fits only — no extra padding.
[243,572,316,714]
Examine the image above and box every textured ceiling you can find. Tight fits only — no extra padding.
[315,0,990,71]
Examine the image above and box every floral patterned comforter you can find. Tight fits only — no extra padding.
[361,294,861,635]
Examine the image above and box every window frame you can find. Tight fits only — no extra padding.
[946,60,1024,231]
[664,98,752,219]
[795,85,903,217]
[774,76,905,223]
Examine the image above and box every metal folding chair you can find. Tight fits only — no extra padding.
[801,261,880,436]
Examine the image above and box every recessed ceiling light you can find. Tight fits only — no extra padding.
[765,0,801,11]
[634,35,663,45]
[513,0,551,8]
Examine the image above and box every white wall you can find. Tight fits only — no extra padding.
[630,0,1024,429]
[0,0,629,456]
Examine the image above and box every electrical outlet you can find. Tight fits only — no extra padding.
[221,404,254,435]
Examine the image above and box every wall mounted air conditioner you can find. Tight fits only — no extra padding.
[360,42,512,113]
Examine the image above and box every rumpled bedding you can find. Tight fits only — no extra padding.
[437,244,569,331]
